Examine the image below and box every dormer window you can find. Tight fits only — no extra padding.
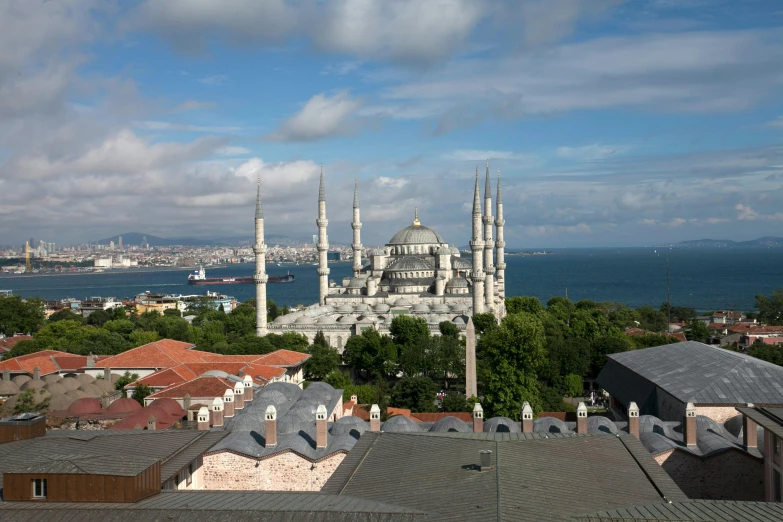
[32,478,47,498]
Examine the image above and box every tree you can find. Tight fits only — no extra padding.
[163,308,182,318]
[86,309,112,326]
[0,296,45,335]
[343,329,397,381]
[660,303,697,323]
[129,330,160,347]
[390,376,437,413]
[638,306,668,333]
[563,374,583,397]
[589,335,634,378]
[748,340,783,366]
[539,385,575,413]
[305,331,340,380]
[441,392,470,412]
[103,319,135,339]
[263,332,309,352]
[428,334,464,389]
[48,309,85,324]
[506,296,545,316]
[471,313,497,335]
[132,384,152,405]
[33,320,93,353]
[438,321,459,339]
[11,388,50,414]
[83,329,131,355]
[114,371,140,391]
[608,306,640,329]
[546,296,574,326]
[631,333,680,349]
[324,370,353,390]
[478,312,547,418]
[685,319,710,343]
[756,288,783,325]
[389,316,430,377]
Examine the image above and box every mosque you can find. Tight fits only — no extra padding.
[254,163,507,351]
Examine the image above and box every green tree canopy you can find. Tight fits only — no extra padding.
[755,287,783,325]
[305,331,340,380]
[589,334,634,378]
[471,312,497,335]
[441,392,470,412]
[685,319,710,343]
[48,309,85,324]
[506,296,545,316]
[0,296,45,335]
[638,306,668,333]
[390,376,437,413]
[343,329,396,381]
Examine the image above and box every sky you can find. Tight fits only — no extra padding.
[1,0,783,249]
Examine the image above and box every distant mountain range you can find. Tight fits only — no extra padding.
[658,236,783,248]
[93,232,310,248]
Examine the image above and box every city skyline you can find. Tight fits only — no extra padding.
[1,1,783,248]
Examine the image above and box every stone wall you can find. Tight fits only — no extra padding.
[694,406,741,424]
[655,448,763,501]
[202,450,346,491]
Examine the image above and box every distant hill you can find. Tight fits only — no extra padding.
[93,232,309,247]
[659,236,783,248]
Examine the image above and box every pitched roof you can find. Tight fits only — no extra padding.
[324,431,685,521]
[7,453,159,476]
[573,500,783,521]
[597,341,783,405]
[0,335,33,353]
[146,375,234,400]
[253,349,310,367]
[0,349,72,375]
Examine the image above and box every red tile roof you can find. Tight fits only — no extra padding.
[0,335,33,353]
[241,363,286,382]
[253,350,310,367]
[708,323,727,330]
[146,376,234,400]
[52,356,91,372]
[0,349,71,376]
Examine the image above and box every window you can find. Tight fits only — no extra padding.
[776,434,780,456]
[174,474,180,490]
[186,463,193,486]
[776,470,782,502]
[32,479,47,498]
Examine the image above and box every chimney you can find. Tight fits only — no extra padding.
[211,397,224,427]
[350,394,358,404]
[33,366,40,381]
[223,388,235,418]
[86,355,95,368]
[473,403,484,433]
[316,404,328,449]
[479,450,492,471]
[684,402,697,446]
[101,392,111,409]
[521,402,533,433]
[576,402,588,434]
[233,381,244,410]
[369,404,381,432]
[3,368,10,381]
[147,415,156,431]
[628,402,640,439]
[104,367,111,382]
[743,403,758,449]
[183,393,191,413]
[197,407,210,431]
[243,375,254,402]
[265,405,277,447]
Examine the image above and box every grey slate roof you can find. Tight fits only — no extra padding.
[0,491,427,521]
[323,431,686,521]
[211,381,359,461]
[597,341,783,405]
[572,500,783,521]
[7,454,159,476]
[0,430,223,490]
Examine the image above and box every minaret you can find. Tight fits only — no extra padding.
[317,167,330,305]
[495,169,506,315]
[470,168,485,315]
[254,176,268,336]
[483,160,495,316]
[351,180,362,278]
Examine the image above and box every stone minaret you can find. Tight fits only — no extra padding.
[495,169,506,313]
[317,167,330,305]
[351,180,362,278]
[470,168,485,315]
[254,176,268,336]
[483,160,495,316]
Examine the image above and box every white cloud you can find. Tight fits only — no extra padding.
[136,121,242,133]
[376,177,409,189]
[267,91,363,142]
[736,203,759,220]
[176,100,216,111]
[216,146,250,156]
[556,144,628,161]
[768,116,783,129]
[198,75,228,86]
[442,149,539,163]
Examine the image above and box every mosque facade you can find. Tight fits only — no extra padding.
[256,163,507,351]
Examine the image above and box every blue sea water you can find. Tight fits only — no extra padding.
[0,248,781,311]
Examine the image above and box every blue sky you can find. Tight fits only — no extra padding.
[1,0,783,248]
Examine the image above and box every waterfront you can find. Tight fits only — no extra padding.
[0,248,781,311]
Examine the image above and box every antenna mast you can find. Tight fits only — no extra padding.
[666,257,671,332]
[25,241,32,273]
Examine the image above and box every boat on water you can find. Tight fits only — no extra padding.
[187,267,295,285]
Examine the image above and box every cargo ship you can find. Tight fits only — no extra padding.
[187,267,294,285]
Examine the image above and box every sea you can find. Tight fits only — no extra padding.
[1,248,781,312]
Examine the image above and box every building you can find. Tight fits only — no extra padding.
[735,405,783,502]
[258,164,508,350]
[596,341,783,423]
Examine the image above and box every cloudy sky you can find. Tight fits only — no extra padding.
[1,0,783,248]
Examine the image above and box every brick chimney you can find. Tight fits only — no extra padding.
[265,405,277,447]
[183,393,191,413]
[628,402,640,439]
[197,407,210,431]
[521,402,533,433]
[473,403,484,433]
[743,403,757,449]
[350,394,358,403]
[104,367,111,382]
[101,392,110,410]
[576,402,588,434]
[233,381,244,410]
[223,388,235,418]
[684,402,697,446]
[316,404,328,449]
[147,415,156,431]
[211,397,224,427]
[369,404,381,432]
[33,366,40,381]
[243,375,254,402]
[3,368,9,381]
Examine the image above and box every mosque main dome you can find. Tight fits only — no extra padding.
[387,224,445,246]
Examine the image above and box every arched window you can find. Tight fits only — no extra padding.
[337,336,343,350]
